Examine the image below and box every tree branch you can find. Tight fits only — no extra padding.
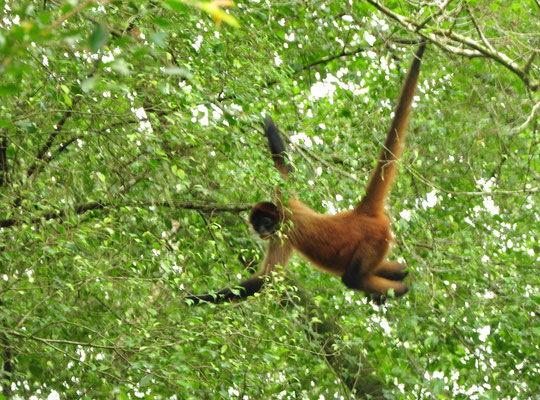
[416,0,453,31]
[26,99,80,178]
[6,330,121,351]
[510,100,540,134]
[0,301,13,398]
[0,133,7,187]
[282,133,364,184]
[0,200,252,229]
[281,276,386,398]
[299,45,368,71]
[465,3,496,54]
[45,0,116,33]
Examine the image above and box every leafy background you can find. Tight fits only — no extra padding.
[0,1,538,399]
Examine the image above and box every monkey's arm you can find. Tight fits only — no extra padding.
[185,276,266,304]
[186,238,292,305]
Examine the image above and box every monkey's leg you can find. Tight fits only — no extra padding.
[341,249,386,290]
[341,253,383,290]
[374,262,408,281]
[362,275,409,299]
[342,260,408,296]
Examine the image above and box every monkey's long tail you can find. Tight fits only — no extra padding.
[263,117,294,179]
[186,276,265,304]
[357,42,426,214]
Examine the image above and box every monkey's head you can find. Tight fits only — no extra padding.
[249,202,280,239]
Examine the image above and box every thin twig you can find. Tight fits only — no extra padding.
[0,135,7,187]
[219,46,368,102]
[7,330,123,351]
[46,0,114,32]
[280,131,364,184]
[403,163,539,196]
[15,294,56,329]
[416,0,453,30]
[465,3,496,54]
[27,99,80,178]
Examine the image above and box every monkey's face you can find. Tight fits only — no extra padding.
[249,202,280,240]
[254,215,279,239]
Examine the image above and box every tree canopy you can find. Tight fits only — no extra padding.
[0,1,538,399]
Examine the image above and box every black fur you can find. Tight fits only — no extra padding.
[250,202,279,237]
[341,260,362,290]
[263,117,293,174]
[342,260,409,305]
[186,277,265,304]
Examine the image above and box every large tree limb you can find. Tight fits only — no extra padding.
[0,200,252,229]
[366,0,539,91]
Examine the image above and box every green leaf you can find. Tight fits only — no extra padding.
[111,59,131,75]
[149,31,168,46]
[139,374,153,386]
[163,67,193,80]
[165,0,189,12]
[0,118,12,128]
[195,2,239,27]
[62,92,72,106]
[175,168,186,179]
[0,85,19,95]
[81,75,99,92]
[89,22,108,52]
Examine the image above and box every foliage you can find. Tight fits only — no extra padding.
[0,1,538,399]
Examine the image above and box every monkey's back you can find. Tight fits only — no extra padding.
[287,201,391,276]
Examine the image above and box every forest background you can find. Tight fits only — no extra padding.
[0,0,538,399]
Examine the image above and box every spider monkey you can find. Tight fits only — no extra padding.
[187,43,426,304]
